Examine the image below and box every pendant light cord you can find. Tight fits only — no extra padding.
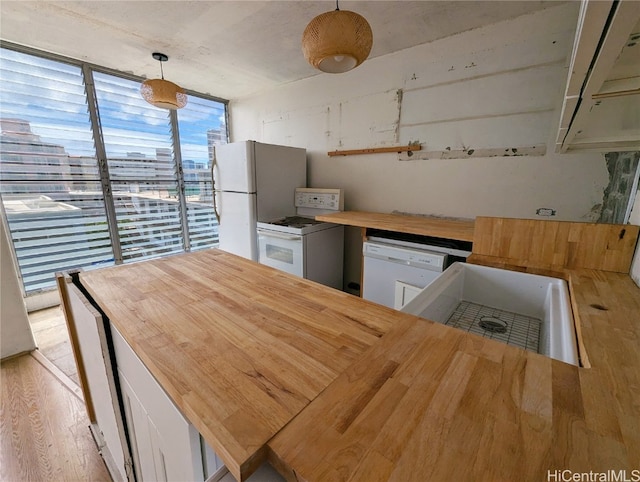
[159,60,165,80]
[335,0,339,10]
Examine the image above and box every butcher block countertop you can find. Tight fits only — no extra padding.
[79,229,640,481]
[267,217,640,481]
[315,210,475,242]
[79,250,398,481]
[268,266,640,481]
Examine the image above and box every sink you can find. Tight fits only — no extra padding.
[400,262,579,366]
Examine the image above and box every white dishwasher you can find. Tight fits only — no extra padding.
[362,237,469,309]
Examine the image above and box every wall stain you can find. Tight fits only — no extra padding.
[598,151,640,224]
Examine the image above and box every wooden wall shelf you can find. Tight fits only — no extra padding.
[328,145,422,157]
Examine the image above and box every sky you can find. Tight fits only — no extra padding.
[0,47,227,168]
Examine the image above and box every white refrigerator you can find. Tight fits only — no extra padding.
[213,141,307,260]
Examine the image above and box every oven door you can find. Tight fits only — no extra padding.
[257,228,304,277]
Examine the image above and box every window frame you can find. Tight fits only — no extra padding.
[0,41,229,299]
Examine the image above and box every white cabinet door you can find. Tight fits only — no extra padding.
[57,273,132,481]
[202,439,226,481]
[394,280,424,309]
[111,324,207,481]
[119,372,158,482]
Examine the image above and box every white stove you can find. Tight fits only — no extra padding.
[258,187,344,234]
[256,188,345,289]
[261,216,331,234]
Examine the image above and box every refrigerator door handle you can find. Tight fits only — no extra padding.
[211,146,221,224]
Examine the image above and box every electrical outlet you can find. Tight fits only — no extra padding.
[536,208,556,216]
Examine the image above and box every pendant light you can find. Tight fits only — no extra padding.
[302,0,373,73]
[140,52,187,109]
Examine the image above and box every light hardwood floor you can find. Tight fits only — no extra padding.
[0,352,111,481]
[28,305,79,385]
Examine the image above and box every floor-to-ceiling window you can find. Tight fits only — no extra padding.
[0,44,228,296]
[93,71,185,262]
[177,95,224,251]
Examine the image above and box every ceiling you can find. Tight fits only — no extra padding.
[0,1,560,100]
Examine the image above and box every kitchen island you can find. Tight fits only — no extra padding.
[78,249,398,481]
[77,223,640,481]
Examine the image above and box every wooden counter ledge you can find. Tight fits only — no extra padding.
[315,211,475,242]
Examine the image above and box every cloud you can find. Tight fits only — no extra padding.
[1,47,227,161]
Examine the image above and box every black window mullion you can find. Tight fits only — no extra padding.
[170,110,191,252]
[82,65,123,264]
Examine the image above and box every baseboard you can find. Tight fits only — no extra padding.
[0,350,32,363]
[30,349,84,401]
[26,289,60,312]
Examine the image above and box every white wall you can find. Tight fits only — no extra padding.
[229,3,610,290]
[231,2,607,219]
[1,214,36,359]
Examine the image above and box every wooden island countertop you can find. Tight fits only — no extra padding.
[79,222,640,481]
[79,250,400,481]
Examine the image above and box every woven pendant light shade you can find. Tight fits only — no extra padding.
[140,52,187,110]
[302,9,373,73]
[141,79,187,109]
